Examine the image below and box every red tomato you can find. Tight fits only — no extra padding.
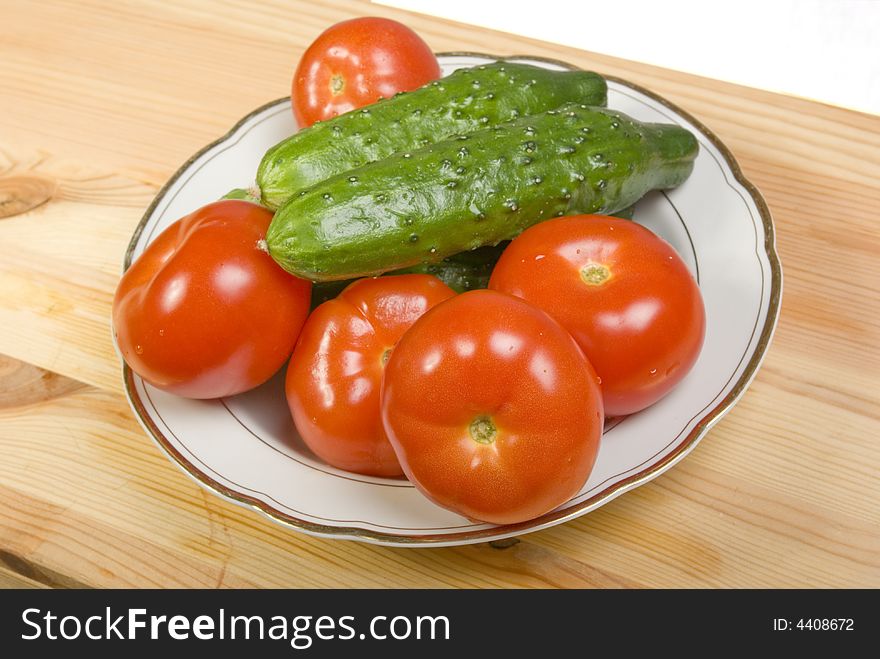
[286,275,455,477]
[489,215,705,416]
[291,17,441,127]
[113,200,311,399]
[381,290,603,524]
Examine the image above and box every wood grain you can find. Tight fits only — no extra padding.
[0,565,49,590]
[0,366,639,588]
[1,0,878,588]
[3,356,874,588]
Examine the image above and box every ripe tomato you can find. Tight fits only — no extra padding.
[291,17,441,127]
[489,215,706,416]
[286,275,455,477]
[113,200,311,399]
[381,290,603,524]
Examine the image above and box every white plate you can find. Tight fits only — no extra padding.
[120,53,782,547]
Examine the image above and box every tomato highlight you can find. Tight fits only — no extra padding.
[286,275,455,477]
[381,290,604,524]
[490,215,706,416]
[292,17,441,127]
[113,200,312,399]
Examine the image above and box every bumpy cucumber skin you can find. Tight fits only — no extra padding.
[267,103,698,281]
[258,62,607,210]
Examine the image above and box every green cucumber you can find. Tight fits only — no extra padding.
[267,103,698,281]
[394,242,506,289]
[310,244,502,308]
[612,204,636,221]
[310,278,355,309]
[257,62,607,210]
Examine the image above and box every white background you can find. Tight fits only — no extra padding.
[376,0,880,116]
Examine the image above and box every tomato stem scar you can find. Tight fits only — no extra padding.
[469,415,497,445]
[330,74,345,95]
[580,262,611,286]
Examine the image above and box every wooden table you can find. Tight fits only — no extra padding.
[1,0,877,589]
